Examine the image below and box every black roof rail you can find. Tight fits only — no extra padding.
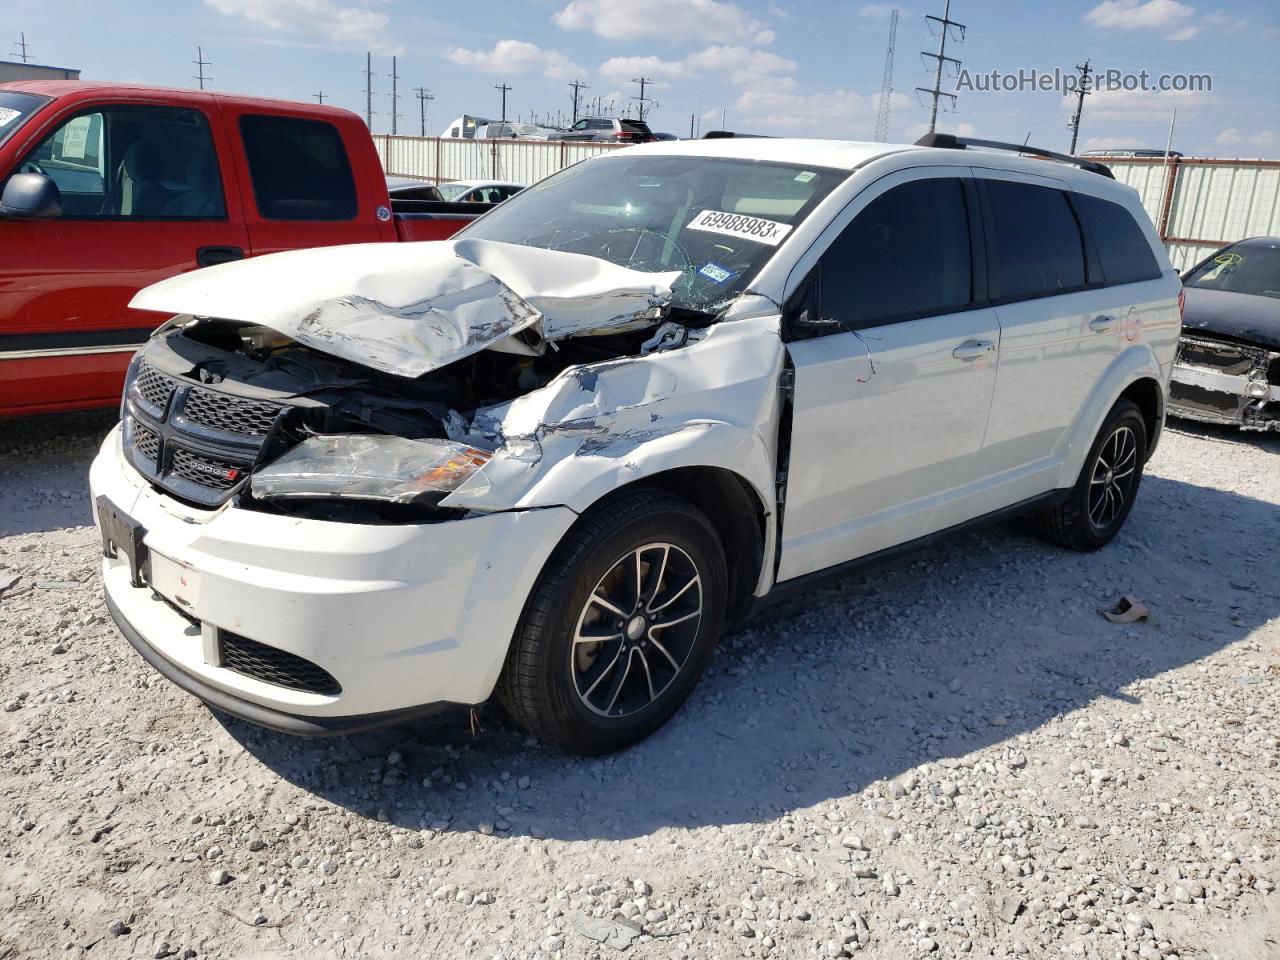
[914,132,1115,179]
[702,130,773,139]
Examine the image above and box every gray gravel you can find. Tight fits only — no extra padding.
[1,412,1277,960]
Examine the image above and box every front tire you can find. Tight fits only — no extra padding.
[497,489,727,755]
[1036,398,1148,551]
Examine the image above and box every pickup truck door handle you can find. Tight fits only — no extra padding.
[952,339,994,361]
[1089,315,1117,333]
[196,245,245,268]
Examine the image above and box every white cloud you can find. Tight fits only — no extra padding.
[906,120,976,140]
[1071,86,1214,121]
[554,0,775,46]
[447,40,583,81]
[204,0,398,53]
[598,55,688,83]
[732,87,879,136]
[858,3,901,18]
[1084,0,1196,39]
[599,45,797,87]
[1216,128,1277,151]
[1081,135,1152,151]
[767,3,791,18]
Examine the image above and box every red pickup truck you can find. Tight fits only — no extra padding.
[0,81,484,416]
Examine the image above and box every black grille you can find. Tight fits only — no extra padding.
[183,388,284,437]
[220,633,341,695]
[135,363,176,412]
[169,447,248,491]
[134,424,161,466]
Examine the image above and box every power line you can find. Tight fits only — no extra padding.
[874,9,900,142]
[388,55,401,136]
[630,76,654,122]
[917,0,965,134]
[1066,59,1093,155]
[11,32,32,63]
[193,46,212,90]
[413,86,434,137]
[569,79,588,123]
[495,83,512,122]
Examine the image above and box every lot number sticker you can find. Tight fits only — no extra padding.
[687,209,793,247]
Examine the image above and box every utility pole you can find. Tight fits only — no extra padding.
[569,79,588,123]
[917,0,965,134]
[193,46,212,90]
[874,9,900,142]
[314,91,326,104]
[413,87,434,136]
[690,113,695,139]
[11,32,32,63]
[1066,59,1093,155]
[630,76,653,122]
[495,83,512,122]
[388,56,402,135]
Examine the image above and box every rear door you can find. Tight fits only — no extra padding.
[778,168,1001,581]
[0,98,248,415]
[974,169,1112,489]
[219,107,387,255]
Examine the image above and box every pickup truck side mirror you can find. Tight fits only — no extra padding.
[0,173,63,219]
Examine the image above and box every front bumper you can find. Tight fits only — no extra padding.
[90,426,577,731]
[1168,338,1280,431]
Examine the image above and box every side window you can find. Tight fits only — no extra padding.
[984,180,1086,300]
[22,106,224,219]
[239,115,357,221]
[1072,193,1162,285]
[819,177,973,328]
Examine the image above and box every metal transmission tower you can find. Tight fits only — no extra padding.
[413,87,434,136]
[363,52,376,130]
[569,79,588,123]
[193,46,212,90]
[495,83,512,122]
[314,91,326,104]
[1066,59,1093,155]
[630,77,655,122]
[874,9,900,142]
[12,32,32,63]
[917,0,965,134]
[388,56,402,135]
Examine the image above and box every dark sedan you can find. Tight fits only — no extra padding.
[1168,237,1280,431]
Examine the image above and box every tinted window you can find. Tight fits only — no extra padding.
[1184,243,1280,299]
[819,178,973,327]
[240,115,357,220]
[21,106,224,218]
[1073,193,1162,285]
[984,180,1086,299]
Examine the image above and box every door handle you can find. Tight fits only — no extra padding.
[952,339,994,361]
[196,245,245,268]
[1089,315,1117,333]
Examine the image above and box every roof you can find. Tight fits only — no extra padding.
[0,79,358,120]
[0,59,79,73]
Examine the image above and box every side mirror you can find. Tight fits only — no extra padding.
[0,173,63,218]
[790,308,845,336]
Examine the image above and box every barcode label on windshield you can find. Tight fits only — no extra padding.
[686,209,793,247]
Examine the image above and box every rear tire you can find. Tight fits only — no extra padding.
[497,489,727,755]
[1036,398,1148,551]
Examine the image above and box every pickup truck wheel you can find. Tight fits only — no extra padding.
[1035,399,1147,551]
[497,489,727,755]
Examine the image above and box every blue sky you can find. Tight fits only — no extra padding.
[4,0,1278,156]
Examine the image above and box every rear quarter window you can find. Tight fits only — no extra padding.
[1072,193,1162,285]
[239,114,357,221]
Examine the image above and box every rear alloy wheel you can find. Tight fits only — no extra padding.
[497,489,727,755]
[1036,398,1148,551]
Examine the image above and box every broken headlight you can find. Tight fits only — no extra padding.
[250,435,492,505]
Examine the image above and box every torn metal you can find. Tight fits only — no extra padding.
[130,238,679,378]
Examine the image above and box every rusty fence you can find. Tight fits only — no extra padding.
[373,135,626,187]
[1106,157,1280,271]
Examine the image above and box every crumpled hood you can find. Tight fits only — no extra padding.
[130,238,680,378]
[1182,286,1280,352]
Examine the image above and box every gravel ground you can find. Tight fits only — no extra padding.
[1,412,1277,960]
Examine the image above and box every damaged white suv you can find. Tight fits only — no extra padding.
[91,134,1182,754]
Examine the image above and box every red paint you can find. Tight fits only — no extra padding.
[0,81,473,417]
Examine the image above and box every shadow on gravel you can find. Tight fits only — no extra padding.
[0,410,118,536]
[1165,417,1280,454]
[220,469,1280,843]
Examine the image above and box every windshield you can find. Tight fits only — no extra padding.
[1185,244,1280,299]
[459,154,846,312]
[436,182,470,200]
[0,91,51,148]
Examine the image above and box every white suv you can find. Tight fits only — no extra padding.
[90,134,1183,754]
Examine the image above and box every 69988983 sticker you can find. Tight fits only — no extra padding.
[686,209,794,247]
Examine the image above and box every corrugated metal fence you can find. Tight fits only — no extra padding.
[373,135,625,187]
[1107,157,1280,272]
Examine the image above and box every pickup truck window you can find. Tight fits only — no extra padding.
[0,91,50,147]
[21,105,225,219]
[240,115,357,221]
